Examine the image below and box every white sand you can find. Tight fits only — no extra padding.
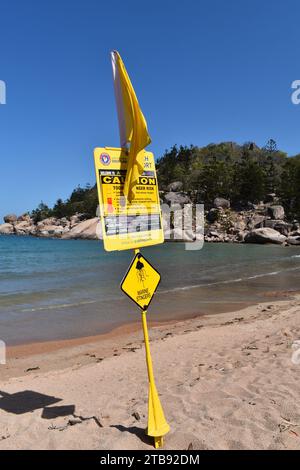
[0,294,300,450]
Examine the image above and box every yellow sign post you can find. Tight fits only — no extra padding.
[94,150,170,446]
[122,249,170,448]
[93,51,170,449]
[141,309,170,448]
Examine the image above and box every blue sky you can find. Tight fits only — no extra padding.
[0,0,300,219]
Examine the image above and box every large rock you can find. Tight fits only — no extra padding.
[70,213,87,227]
[233,216,247,232]
[14,221,35,236]
[274,222,291,236]
[290,230,300,237]
[3,214,17,224]
[38,217,60,226]
[213,197,230,209]
[287,236,300,245]
[247,214,266,230]
[62,226,70,235]
[37,225,64,237]
[264,220,291,236]
[237,230,247,242]
[244,228,286,245]
[164,192,191,207]
[58,217,70,227]
[267,205,285,220]
[62,218,101,240]
[166,181,183,192]
[265,219,283,228]
[0,223,14,234]
[17,214,32,223]
[273,223,290,237]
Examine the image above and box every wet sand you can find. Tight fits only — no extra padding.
[1,291,292,380]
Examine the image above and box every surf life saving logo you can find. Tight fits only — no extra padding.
[100,153,111,166]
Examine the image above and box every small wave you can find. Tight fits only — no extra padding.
[20,299,98,313]
[159,266,300,295]
[247,271,279,279]
[291,255,300,258]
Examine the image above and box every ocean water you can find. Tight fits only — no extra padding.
[0,235,299,345]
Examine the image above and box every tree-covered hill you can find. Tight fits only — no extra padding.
[30,140,300,222]
[157,140,300,219]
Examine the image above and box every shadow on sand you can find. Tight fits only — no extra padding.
[0,390,75,419]
[110,424,152,445]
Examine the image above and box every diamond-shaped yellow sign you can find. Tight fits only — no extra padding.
[120,253,161,311]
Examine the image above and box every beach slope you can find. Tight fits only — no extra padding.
[0,295,300,450]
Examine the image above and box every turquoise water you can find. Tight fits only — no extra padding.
[0,235,299,345]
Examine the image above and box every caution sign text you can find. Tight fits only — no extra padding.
[94,147,164,251]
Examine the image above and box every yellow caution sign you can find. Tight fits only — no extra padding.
[120,252,160,311]
[121,250,170,448]
[94,147,164,252]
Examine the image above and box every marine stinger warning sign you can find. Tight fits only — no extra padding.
[94,147,164,251]
[121,253,161,311]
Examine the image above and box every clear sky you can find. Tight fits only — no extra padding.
[1,0,300,219]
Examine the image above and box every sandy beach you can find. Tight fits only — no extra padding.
[0,292,299,450]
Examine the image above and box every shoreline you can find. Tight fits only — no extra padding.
[1,289,298,381]
[5,288,297,351]
[2,232,300,246]
[4,299,255,350]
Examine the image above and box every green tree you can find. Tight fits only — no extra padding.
[52,198,66,218]
[234,160,266,204]
[197,158,234,204]
[31,202,52,223]
[279,158,300,219]
[262,139,282,194]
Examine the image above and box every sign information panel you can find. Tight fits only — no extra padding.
[94,147,164,251]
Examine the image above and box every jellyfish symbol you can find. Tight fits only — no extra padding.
[136,259,148,287]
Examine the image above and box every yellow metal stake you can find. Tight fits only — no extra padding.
[135,249,170,448]
[141,309,170,448]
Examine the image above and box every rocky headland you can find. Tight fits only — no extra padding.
[202,194,300,245]
[0,213,100,240]
[1,187,300,245]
